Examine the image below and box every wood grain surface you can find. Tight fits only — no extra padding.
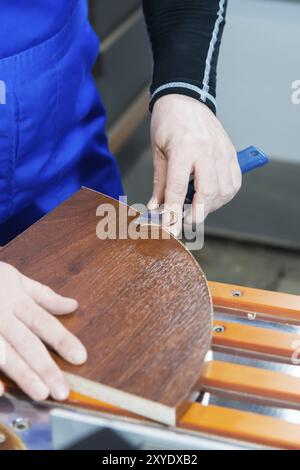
[0,189,212,424]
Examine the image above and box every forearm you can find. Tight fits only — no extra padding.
[142,0,227,114]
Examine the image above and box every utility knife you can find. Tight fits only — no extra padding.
[135,145,269,226]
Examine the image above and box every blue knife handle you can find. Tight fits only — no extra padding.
[185,145,268,204]
[237,146,269,173]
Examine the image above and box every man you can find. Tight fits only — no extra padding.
[0,0,240,401]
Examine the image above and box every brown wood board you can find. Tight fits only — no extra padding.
[0,189,212,425]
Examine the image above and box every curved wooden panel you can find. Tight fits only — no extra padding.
[0,189,212,425]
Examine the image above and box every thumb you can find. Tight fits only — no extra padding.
[21,275,78,315]
[148,148,167,210]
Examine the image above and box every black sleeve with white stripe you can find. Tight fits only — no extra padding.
[142,0,227,115]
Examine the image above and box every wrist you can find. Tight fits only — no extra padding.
[149,81,217,115]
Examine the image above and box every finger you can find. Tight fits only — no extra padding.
[184,168,205,225]
[230,152,242,193]
[0,335,49,401]
[216,152,235,201]
[0,380,4,396]
[148,148,167,209]
[212,161,236,214]
[163,152,191,236]
[1,315,69,401]
[185,160,219,223]
[21,276,78,315]
[17,299,87,365]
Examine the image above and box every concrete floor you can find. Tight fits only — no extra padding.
[120,143,300,296]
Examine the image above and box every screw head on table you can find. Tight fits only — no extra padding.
[213,325,225,334]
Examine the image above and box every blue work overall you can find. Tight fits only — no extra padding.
[0,0,123,245]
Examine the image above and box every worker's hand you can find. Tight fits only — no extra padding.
[0,262,87,401]
[149,94,242,235]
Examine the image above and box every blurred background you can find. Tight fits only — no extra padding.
[88,0,300,294]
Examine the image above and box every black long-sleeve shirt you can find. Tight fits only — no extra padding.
[142,0,227,114]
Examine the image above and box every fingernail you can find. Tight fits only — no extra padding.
[69,348,87,365]
[31,381,49,401]
[65,298,78,309]
[162,210,177,227]
[51,383,69,401]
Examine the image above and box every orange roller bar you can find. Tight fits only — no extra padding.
[209,281,300,322]
[12,383,300,449]
[67,390,300,449]
[212,320,300,362]
[179,403,300,449]
[202,360,300,408]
